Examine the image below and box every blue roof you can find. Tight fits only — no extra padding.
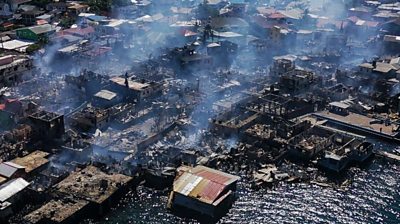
[87,15,107,22]
[0,163,18,178]
[230,0,246,4]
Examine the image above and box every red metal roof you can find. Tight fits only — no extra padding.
[2,22,13,28]
[348,16,359,23]
[0,99,22,114]
[198,181,224,202]
[63,27,95,37]
[36,20,48,25]
[195,170,231,185]
[253,15,288,29]
[180,29,197,37]
[317,18,349,29]
[83,47,112,57]
[268,12,287,19]
[173,166,240,205]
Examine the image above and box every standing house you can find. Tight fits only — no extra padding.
[168,166,240,218]
[7,0,31,12]
[67,3,89,17]
[61,26,95,39]
[46,1,70,12]
[21,10,45,25]
[0,3,12,17]
[16,24,55,41]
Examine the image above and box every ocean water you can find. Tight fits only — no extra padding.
[83,152,399,224]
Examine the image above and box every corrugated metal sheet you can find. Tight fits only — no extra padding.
[173,166,240,205]
[175,173,226,204]
[192,166,240,185]
[195,170,231,185]
[4,161,25,169]
[173,172,192,192]
[198,181,225,203]
[181,175,202,196]
[0,178,30,202]
[0,163,18,178]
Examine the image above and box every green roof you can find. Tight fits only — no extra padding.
[19,24,54,35]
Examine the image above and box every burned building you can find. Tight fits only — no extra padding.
[29,111,65,141]
[0,55,33,88]
[278,68,319,93]
[110,76,164,102]
[211,108,260,137]
[0,99,24,130]
[23,198,90,224]
[65,70,108,96]
[93,90,121,108]
[212,92,253,113]
[245,94,316,119]
[0,162,25,180]
[244,118,311,145]
[314,107,400,142]
[243,118,312,163]
[270,57,295,77]
[287,126,336,161]
[69,106,110,131]
[318,136,373,172]
[0,150,49,183]
[0,178,30,221]
[54,165,133,213]
[10,151,49,179]
[318,84,353,102]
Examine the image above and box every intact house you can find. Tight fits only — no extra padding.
[16,24,55,42]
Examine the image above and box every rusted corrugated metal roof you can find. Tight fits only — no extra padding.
[192,165,240,186]
[173,166,240,205]
[195,170,231,185]
[197,181,224,203]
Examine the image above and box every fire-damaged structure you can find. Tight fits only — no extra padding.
[318,136,374,172]
[54,165,134,215]
[109,76,164,102]
[1,0,400,223]
[0,55,34,88]
[69,106,110,131]
[23,198,90,224]
[243,118,312,163]
[29,111,65,141]
[245,94,316,119]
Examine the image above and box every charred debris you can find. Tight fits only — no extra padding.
[0,0,399,223]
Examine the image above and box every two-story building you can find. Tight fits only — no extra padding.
[16,24,55,41]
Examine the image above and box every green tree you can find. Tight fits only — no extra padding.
[88,0,112,13]
[59,17,74,28]
[113,0,131,7]
[26,44,41,54]
[30,0,52,8]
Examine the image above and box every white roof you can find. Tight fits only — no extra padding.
[94,90,117,101]
[214,31,243,38]
[105,19,126,28]
[0,39,34,50]
[78,13,96,18]
[329,101,351,109]
[0,178,30,202]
